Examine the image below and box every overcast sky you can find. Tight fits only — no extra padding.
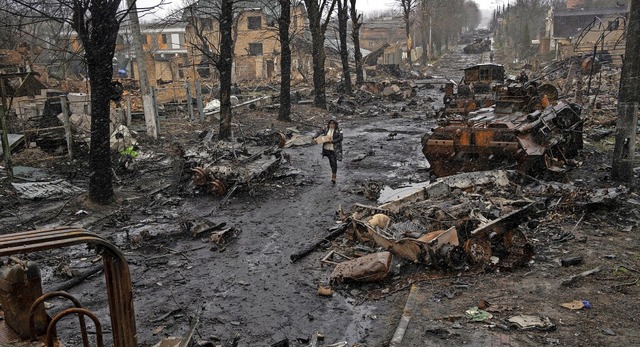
[136,0,498,21]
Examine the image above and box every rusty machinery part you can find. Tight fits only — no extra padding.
[0,227,137,347]
[47,308,103,347]
[537,84,559,101]
[191,167,209,186]
[464,238,492,265]
[29,291,90,346]
[273,132,287,148]
[503,229,528,250]
[209,179,227,197]
[523,83,537,96]
[433,244,466,270]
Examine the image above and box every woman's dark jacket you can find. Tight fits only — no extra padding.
[316,119,343,161]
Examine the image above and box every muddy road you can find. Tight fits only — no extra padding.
[2,44,640,347]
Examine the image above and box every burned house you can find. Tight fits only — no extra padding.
[180,1,310,83]
[548,5,628,62]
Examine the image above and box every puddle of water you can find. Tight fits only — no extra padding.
[343,299,376,344]
[378,181,432,204]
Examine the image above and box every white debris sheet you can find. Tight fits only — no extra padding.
[12,179,84,200]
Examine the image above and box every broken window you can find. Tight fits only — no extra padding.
[161,34,167,44]
[607,19,619,31]
[249,43,263,56]
[479,67,490,81]
[248,16,262,30]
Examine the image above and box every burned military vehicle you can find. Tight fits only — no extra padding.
[422,101,583,177]
[441,63,559,118]
[442,63,506,116]
[463,38,491,54]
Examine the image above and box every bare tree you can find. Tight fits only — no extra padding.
[2,0,133,204]
[303,0,337,108]
[218,0,234,139]
[180,0,240,140]
[349,0,364,84]
[337,0,351,94]
[462,1,481,31]
[253,0,308,121]
[278,0,292,121]
[397,0,417,65]
[491,0,550,59]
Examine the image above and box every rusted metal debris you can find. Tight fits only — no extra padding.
[184,131,286,198]
[440,63,559,118]
[0,227,136,347]
[336,171,540,271]
[423,101,583,177]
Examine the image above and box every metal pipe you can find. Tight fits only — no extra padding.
[0,227,137,347]
[46,308,103,347]
[29,291,90,347]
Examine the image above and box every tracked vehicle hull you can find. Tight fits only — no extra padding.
[422,101,583,177]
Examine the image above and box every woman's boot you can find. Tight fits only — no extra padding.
[331,174,336,184]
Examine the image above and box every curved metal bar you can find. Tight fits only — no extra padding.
[46,308,103,347]
[29,291,90,346]
[0,228,137,347]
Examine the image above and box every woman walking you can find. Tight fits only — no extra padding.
[315,118,343,184]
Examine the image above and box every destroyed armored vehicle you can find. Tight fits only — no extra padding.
[442,63,506,116]
[442,63,560,117]
[422,101,583,177]
[463,38,491,54]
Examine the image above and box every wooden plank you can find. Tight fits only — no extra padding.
[0,133,24,156]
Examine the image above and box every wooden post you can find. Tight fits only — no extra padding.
[0,79,12,180]
[60,96,73,160]
[152,87,160,133]
[186,81,194,121]
[196,80,204,122]
[126,96,132,126]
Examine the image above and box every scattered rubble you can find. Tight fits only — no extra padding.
[1,34,639,347]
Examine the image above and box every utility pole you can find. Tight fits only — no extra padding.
[126,0,158,138]
[612,1,639,181]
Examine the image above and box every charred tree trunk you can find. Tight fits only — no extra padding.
[337,0,352,95]
[310,25,327,108]
[278,0,292,122]
[87,55,115,204]
[349,0,364,85]
[218,0,234,140]
[419,0,430,65]
[75,0,122,204]
[612,0,639,181]
[304,0,337,109]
